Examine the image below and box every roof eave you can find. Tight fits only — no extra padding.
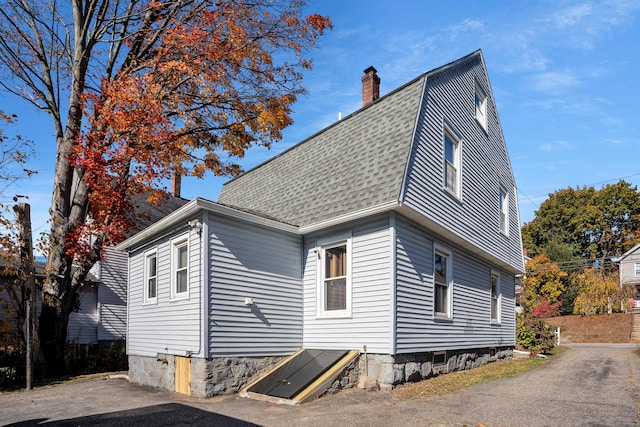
[115,198,299,252]
[299,201,400,235]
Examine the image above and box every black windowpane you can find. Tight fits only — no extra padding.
[435,283,448,314]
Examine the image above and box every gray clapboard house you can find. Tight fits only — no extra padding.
[619,243,640,300]
[116,50,525,398]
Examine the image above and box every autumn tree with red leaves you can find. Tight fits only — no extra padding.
[0,0,331,374]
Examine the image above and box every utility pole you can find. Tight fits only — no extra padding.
[14,203,37,390]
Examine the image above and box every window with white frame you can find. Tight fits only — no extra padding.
[491,271,501,323]
[171,237,189,299]
[318,237,352,317]
[444,129,460,198]
[635,262,640,277]
[475,83,487,130]
[144,250,157,303]
[434,247,452,318]
[500,187,509,235]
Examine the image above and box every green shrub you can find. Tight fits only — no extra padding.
[516,313,555,355]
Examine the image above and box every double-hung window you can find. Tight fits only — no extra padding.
[491,271,501,323]
[144,250,157,304]
[171,237,189,299]
[444,129,460,198]
[635,262,640,277]
[500,188,509,235]
[475,83,487,130]
[318,236,352,317]
[434,246,452,318]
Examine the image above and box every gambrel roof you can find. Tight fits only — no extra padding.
[218,65,426,227]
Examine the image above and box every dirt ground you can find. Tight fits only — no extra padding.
[545,312,633,343]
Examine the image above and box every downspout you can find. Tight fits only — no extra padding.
[390,212,397,355]
[187,216,204,358]
[125,254,131,355]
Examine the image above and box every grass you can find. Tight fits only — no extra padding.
[393,347,567,401]
[634,348,640,358]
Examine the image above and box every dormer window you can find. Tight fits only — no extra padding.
[475,83,487,130]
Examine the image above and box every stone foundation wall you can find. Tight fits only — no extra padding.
[191,355,286,397]
[128,354,175,392]
[128,354,286,398]
[319,354,360,397]
[365,347,513,390]
[129,347,513,398]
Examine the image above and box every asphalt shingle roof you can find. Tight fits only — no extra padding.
[218,75,426,227]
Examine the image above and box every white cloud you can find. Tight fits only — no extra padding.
[548,4,592,29]
[530,70,581,93]
[539,140,574,152]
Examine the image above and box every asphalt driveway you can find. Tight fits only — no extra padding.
[2,344,639,427]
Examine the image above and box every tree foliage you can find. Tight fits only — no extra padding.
[522,254,567,316]
[572,268,630,315]
[0,0,331,374]
[522,181,640,262]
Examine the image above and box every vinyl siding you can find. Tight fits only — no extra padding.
[303,218,393,353]
[127,225,203,357]
[402,55,524,273]
[67,286,98,344]
[98,247,128,341]
[620,246,640,287]
[208,215,302,357]
[395,216,515,353]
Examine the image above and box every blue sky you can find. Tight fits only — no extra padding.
[2,0,640,237]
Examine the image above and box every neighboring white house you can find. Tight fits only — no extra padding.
[116,50,525,397]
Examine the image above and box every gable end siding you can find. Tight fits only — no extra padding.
[402,55,523,272]
[208,215,302,357]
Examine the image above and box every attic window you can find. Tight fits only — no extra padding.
[444,129,460,198]
[475,83,487,130]
[499,187,509,236]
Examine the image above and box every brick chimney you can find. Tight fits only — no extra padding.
[361,66,380,107]
[170,173,181,198]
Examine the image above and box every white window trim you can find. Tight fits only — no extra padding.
[434,244,453,319]
[490,270,501,324]
[143,249,158,304]
[316,233,352,319]
[475,82,487,131]
[500,187,509,236]
[635,262,640,277]
[443,127,462,200]
[170,235,189,301]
